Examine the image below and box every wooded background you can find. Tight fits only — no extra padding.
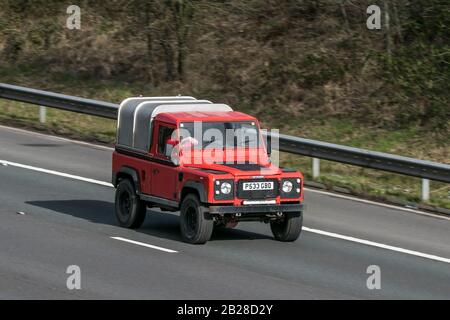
[0,0,449,131]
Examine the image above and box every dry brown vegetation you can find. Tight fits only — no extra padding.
[1,0,449,132]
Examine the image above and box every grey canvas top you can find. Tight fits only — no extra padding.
[116,96,233,152]
[117,96,196,136]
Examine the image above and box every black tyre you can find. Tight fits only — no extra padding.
[270,213,303,242]
[115,178,146,229]
[180,194,213,244]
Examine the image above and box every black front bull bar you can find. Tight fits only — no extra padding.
[208,203,304,215]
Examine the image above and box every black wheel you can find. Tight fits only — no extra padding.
[115,178,146,229]
[180,194,213,244]
[270,213,303,242]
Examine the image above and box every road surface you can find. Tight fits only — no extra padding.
[0,125,449,299]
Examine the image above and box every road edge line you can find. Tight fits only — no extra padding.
[303,226,450,264]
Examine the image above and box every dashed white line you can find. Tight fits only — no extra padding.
[0,160,113,187]
[303,227,450,264]
[111,237,178,253]
[2,158,450,264]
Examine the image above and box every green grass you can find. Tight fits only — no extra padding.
[0,102,117,144]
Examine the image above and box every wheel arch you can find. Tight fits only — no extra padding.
[114,166,141,195]
[181,181,207,204]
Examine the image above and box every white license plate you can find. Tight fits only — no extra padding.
[243,181,274,191]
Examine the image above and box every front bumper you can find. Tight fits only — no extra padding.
[209,203,303,215]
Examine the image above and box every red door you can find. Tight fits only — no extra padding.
[150,123,178,200]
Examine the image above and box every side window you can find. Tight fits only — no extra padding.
[157,125,175,157]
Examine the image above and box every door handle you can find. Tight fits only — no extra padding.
[153,168,159,174]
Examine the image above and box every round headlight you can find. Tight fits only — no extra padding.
[220,182,232,194]
[282,180,293,193]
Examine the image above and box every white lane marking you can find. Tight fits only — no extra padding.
[111,237,178,253]
[1,125,446,220]
[304,187,450,221]
[0,160,113,187]
[2,158,450,263]
[303,227,450,264]
[0,125,114,151]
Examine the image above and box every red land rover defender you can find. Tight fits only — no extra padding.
[112,96,304,244]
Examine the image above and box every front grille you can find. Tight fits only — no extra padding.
[237,179,279,199]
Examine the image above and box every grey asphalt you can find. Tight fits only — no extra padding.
[0,125,449,299]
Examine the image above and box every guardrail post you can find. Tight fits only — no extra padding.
[39,106,46,124]
[421,178,430,201]
[312,158,320,179]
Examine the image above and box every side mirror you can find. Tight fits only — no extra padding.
[165,139,178,158]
